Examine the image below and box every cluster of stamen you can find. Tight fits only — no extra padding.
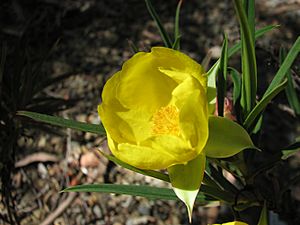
[151,105,180,136]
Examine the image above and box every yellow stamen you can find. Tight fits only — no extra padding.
[152,105,180,136]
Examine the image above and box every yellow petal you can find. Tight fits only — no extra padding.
[151,47,207,89]
[179,90,208,150]
[222,222,248,225]
[116,51,177,113]
[98,72,136,144]
[171,75,205,109]
[210,222,248,225]
[116,135,195,170]
[117,108,152,143]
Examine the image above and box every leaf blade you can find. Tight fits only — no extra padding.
[173,0,183,50]
[243,80,288,130]
[217,34,229,117]
[234,0,257,115]
[145,0,172,48]
[17,111,105,135]
[264,36,300,97]
[205,116,256,158]
[62,184,214,204]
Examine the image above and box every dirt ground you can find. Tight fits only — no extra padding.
[1,0,300,224]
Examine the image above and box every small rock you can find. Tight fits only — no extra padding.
[93,205,103,218]
[80,151,101,168]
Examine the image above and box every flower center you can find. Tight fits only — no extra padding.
[152,105,180,136]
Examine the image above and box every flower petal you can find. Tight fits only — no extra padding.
[222,222,249,225]
[151,47,207,89]
[179,90,209,150]
[171,76,204,109]
[117,108,152,143]
[116,51,177,113]
[116,135,195,170]
[98,72,135,144]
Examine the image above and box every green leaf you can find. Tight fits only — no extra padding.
[204,116,256,158]
[244,0,255,42]
[280,48,300,115]
[99,152,233,204]
[207,25,278,97]
[228,25,278,58]
[17,111,106,135]
[243,80,287,130]
[281,141,300,160]
[228,67,242,105]
[257,202,268,225]
[264,36,300,97]
[172,36,181,50]
[99,151,170,182]
[145,0,172,48]
[62,184,214,204]
[217,34,228,117]
[173,0,183,50]
[168,153,205,222]
[286,71,300,115]
[234,0,257,115]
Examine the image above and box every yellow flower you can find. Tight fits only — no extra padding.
[98,47,208,170]
[211,222,248,225]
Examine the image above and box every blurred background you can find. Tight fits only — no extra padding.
[0,0,299,224]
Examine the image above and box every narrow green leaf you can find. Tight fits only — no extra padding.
[99,151,170,182]
[280,48,300,115]
[99,151,233,204]
[233,0,257,115]
[257,202,268,225]
[286,72,300,115]
[145,0,172,48]
[228,25,278,58]
[17,111,106,135]
[173,0,183,50]
[281,141,300,160]
[229,67,242,104]
[243,80,288,130]
[244,0,255,42]
[172,36,181,50]
[264,36,300,97]
[62,184,214,204]
[168,154,205,222]
[217,34,228,117]
[207,25,278,93]
[205,116,256,158]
